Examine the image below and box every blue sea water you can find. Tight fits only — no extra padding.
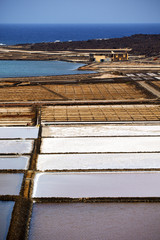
[0,60,94,78]
[0,23,160,45]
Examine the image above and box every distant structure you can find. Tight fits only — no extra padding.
[89,50,130,62]
[75,48,131,62]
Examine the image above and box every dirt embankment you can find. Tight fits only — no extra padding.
[17,34,160,57]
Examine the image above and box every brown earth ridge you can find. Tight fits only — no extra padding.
[17,34,160,57]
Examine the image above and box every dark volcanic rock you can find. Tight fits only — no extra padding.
[18,34,160,57]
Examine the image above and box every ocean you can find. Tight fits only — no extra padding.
[0,23,160,46]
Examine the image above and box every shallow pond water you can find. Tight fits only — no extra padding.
[0,156,29,170]
[0,201,14,239]
[0,127,39,139]
[0,173,23,195]
[29,203,160,240]
[0,60,94,78]
[33,172,160,198]
[37,153,160,171]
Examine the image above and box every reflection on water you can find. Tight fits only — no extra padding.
[29,203,160,240]
[33,172,160,198]
[0,174,23,195]
[0,201,14,239]
[0,127,39,139]
[0,156,29,170]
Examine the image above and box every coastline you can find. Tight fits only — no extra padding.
[1,23,160,46]
[0,32,160,240]
[0,33,159,80]
[15,34,160,57]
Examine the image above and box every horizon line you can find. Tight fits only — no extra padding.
[0,22,160,25]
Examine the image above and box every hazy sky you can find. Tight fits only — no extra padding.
[0,0,160,24]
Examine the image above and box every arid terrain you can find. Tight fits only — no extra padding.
[0,35,160,240]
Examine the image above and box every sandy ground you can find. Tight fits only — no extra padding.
[93,73,125,78]
[0,47,160,74]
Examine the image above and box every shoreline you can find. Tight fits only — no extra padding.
[0,33,160,79]
[13,34,160,57]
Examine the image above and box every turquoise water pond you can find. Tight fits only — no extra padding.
[0,60,94,78]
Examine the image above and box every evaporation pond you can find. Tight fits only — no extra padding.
[29,203,160,240]
[33,172,160,198]
[0,201,14,239]
[0,60,94,78]
[0,174,23,195]
[42,125,160,137]
[41,137,160,153]
[37,153,160,170]
[0,156,29,170]
[0,140,34,154]
[0,127,39,139]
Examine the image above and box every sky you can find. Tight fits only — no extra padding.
[0,0,160,24]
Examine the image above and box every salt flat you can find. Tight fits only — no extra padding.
[0,140,34,154]
[41,137,160,153]
[42,125,160,137]
[37,153,160,171]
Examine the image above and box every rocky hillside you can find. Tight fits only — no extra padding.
[18,34,160,57]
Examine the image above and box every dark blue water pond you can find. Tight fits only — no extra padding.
[0,60,94,78]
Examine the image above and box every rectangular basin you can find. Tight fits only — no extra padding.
[0,201,14,240]
[0,173,23,195]
[33,172,160,198]
[0,140,34,154]
[0,156,29,170]
[29,203,160,240]
[0,127,39,139]
[41,137,160,153]
[37,153,160,171]
[42,125,160,137]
